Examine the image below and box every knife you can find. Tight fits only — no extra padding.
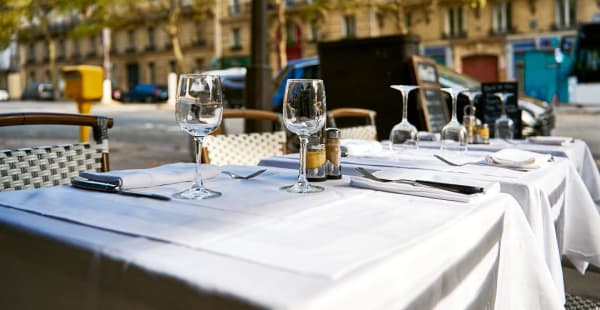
[71,176,171,201]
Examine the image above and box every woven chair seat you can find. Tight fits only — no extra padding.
[0,112,113,191]
[339,125,378,141]
[0,143,104,191]
[204,131,286,166]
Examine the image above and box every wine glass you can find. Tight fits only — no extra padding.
[440,87,468,152]
[281,79,327,193]
[174,74,224,199]
[494,92,515,139]
[389,85,419,149]
[461,90,480,143]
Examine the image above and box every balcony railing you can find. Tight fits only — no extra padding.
[230,45,243,51]
[442,31,467,39]
[125,46,137,54]
[489,26,517,36]
[145,44,156,52]
[86,50,97,58]
[192,39,207,48]
[551,22,576,31]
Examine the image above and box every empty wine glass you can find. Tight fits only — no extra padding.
[174,74,224,199]
[281,79,327,193]
[389,85,419,149]
[494,92,515,139]
[440,87,468,152]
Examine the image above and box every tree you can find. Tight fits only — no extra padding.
[118,0,214,74]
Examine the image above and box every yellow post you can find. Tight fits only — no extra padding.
[62,65,104,142]
[77,101,93,142]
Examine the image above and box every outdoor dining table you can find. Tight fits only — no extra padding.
[259,140,600,302]
[0,165,563,309]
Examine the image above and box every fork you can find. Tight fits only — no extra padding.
[433,154,529,172]
[221,169,267,180]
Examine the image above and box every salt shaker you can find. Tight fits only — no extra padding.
[325,128,342,179]
[307,128,327,182]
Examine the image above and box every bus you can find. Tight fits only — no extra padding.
[569,22,600,105]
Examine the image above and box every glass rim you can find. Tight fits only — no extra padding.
[286,78,323,82]
[179,73,221,78]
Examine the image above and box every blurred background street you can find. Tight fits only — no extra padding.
[1,100,600,170]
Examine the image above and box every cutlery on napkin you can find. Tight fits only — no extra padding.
[527,136,574,146]
[350,169,499,203]
[79,163,220,189]
[486,149,553,170]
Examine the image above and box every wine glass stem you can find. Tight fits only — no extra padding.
[193,136,205,188]
[451,94,458,122]
[401,90,408,122]
[297,135,309,186]
[501,96,507,117]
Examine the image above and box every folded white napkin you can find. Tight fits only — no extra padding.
[349,175,498,203]
[79,163,220,189]
[486,149,552,170]
[340,139,383,156]
[527,136,574,146]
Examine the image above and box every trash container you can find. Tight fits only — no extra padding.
[317,35,421,140]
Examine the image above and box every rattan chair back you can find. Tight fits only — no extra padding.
[327,108,378,140]
[0,113,113,191]
[202,109,286,165]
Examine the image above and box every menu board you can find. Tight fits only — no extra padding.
[410,56,448,132]
[478,82,522,139]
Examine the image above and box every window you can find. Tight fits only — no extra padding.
[28,43,35,62]
[230,0,241,16]
[148,62,155,84]
[58,39,66,59]
[286,23,297,45]
[308,22,319,42]
[169,60,176,73]
[555,0,576,28]
[73,39,81,57]
[195,58,205,72]
[89,36,97,56]
[231,28,241,49]
[127,30,136,51]
[343,15,357,38]
[445,7,465,38]
[405,11,412,29]
[147,27,155,50]
[29,71,35,82]
[493,2,512,33]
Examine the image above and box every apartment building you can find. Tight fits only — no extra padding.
[15,0,600,99]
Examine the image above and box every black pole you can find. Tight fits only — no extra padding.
[245,0,272,132]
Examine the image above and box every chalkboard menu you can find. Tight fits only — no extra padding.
[410,56,448,132]
[478,82,522,139]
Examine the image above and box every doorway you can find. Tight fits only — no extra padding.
[461,55,499,83]
[126,63,139,89]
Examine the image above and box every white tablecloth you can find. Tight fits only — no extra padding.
[260,147,600,297]
[0,166,562,309]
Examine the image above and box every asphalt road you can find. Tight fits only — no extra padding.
[1,100,600,170]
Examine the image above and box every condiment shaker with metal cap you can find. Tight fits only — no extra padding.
[325,128,342,179]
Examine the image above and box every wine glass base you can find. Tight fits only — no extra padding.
[173,186,222,200]
[281,182,324,193]
[440,140,468,153]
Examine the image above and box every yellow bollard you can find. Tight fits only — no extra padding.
[62,65,103,142]
[77,101,93,142]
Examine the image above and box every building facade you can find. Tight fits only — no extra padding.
[14,0,600,101]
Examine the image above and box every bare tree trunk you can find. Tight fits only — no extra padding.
[167,8,184,73]
[45,37,58,99]
[276,0,287,70]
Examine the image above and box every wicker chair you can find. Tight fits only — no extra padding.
[327,108,378,140]
[0,113,113,191]
[201,109,286,165]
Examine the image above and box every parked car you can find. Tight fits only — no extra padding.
[0,89,8,101]
[20,83,54,101]
[122,84,168,103]
[201,67,247,108]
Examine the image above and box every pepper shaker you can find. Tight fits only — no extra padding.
[325,128,342,179]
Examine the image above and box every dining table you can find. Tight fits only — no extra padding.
[259,139,600,302]
[0,164,564,309]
